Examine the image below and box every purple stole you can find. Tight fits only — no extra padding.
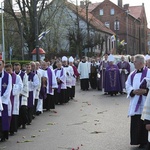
[28,72,35,108]
[18,71,25,106]
[47,68,52,94]
[131,67,148,112]
[55,68,64,93]
[19,71,25,81]
[1,71,9,131]
[10,73,17,115]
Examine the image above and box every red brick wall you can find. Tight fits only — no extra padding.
[90,0,147,55]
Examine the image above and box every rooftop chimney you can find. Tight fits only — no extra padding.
[80,1,85,8]
[118,0,122,8]
[124,4,129,10]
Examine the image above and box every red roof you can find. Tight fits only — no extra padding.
[129,6,143,19]
[66,1,114,35]
[88,2,101,12]
[31,48,46,54]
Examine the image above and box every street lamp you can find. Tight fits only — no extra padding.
[115,17,118,54]
[85,0,90,56]
[1,1,5,61]
[126,10,129,55]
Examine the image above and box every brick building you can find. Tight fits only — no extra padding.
[80,0,148,55]
[148,28,150,53]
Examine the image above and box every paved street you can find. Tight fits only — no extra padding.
[0,84,142,150]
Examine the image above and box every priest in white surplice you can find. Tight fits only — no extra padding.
[0,60,12,142]
[26,63,39,125]
[126,54,150,148]
[5,63,23,135]
[14,62,29,129]
[62,56,74,102]
[78,56,90,91]
[42,61,58,111]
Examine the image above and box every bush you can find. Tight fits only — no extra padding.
[5,60,31,67]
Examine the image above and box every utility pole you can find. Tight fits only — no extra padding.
[85,0,90,56]
[126,10,129,54]
[34,0,39,61]
[115,17,118,54]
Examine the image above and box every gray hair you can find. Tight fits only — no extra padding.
[134,54,145,64]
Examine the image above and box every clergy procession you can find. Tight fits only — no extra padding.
[1,53,150,149]
[0,56,79,142]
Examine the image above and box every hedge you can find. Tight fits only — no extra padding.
[5,60,31,66]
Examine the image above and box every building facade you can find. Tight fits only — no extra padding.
[148,28,150,53]
[40,0,115,57]
[80,0,148,55]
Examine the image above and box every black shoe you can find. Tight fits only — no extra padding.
[22,125,26,129]
[9,132,14,136]
[27,122,31,125]
[0,138,6,142]
[139,144,146,148]
[32,115,35,119]
[36,111,41,116]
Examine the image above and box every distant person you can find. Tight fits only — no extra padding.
[89,59,97,89]
[129,56,135,72]
[98,53,109,93]
[104,54,122,96]
[117,56,130,93]
[78,56,90,91]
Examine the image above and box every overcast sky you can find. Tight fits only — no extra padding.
[1,0,150,28]
[72,0,150,28]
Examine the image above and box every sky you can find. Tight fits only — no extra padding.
[72,0,150,28]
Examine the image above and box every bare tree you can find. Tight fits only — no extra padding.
[3,0,48,59]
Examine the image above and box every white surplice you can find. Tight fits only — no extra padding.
[78,61,90,79]
[0,71,12,116]
[19,71,29,106]
[126,68,150,116]
[63,66,74,88]
[44,68,58,95]
[12,75,23,115]
[54,67,67,90]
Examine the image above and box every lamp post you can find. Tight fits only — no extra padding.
[1,1,5,61]
[76,0,80,58]
[86,0,90,56]
[115,17,118,54]
[126,10,129,55]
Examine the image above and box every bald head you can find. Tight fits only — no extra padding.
[41,61,48,70]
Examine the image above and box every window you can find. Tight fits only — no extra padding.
[99,9,103,16]
[110,8,115,15]
[105,22,110,28]
[114,21,120,30]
